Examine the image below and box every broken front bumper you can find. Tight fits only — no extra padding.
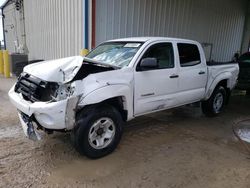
[8,86,79,136]
[18,112,42,141]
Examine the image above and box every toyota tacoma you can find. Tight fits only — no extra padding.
[9,37,239,158]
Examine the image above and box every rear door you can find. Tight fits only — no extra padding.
[134,42,179,115]
[176,43,207,104]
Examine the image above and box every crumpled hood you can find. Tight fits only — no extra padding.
[23,56,84,83]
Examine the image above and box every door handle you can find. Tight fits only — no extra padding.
[199,71,205,75]
[169,74,179,78]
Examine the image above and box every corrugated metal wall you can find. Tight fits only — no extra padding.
[23,0,83,60]
[3,2,22,53]
[96,0,247,61]
[3,0,248,61]
[241,1,250,53]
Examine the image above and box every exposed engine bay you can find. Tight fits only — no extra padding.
[15,62,115,103]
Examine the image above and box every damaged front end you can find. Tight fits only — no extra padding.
[10,76,79,141]
[12,71,79,130]
[9,56,117,140]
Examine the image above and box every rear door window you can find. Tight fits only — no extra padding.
[177,43,201,67]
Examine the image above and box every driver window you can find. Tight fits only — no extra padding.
[140,43,174,69]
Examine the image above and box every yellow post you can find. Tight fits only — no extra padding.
[3,50,10,78]
[0,50,3,74]
[80,49,89,56]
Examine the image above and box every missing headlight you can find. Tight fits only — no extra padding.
[53,84,75,101]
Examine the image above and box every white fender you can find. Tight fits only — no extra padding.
[78,84,133,120]
[205,71,232,100]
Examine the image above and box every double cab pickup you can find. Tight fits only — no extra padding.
[9,37,239,158]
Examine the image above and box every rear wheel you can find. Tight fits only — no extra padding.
[202,86,226,117]
[73,104,123,159]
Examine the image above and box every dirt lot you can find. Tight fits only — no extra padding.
[1,75,250,188]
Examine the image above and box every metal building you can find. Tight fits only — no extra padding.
[1,0,250,62]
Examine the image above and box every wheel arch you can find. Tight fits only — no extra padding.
[205,78,231,104]
[100,96,128,122]
[205,72,232,100]
[77,85,133,121]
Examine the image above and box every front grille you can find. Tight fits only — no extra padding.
[15,73,46,102]
[14,73,59,102]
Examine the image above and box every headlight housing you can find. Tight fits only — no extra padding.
[53,83,75,101]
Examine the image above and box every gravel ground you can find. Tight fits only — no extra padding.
[1,75,250,188]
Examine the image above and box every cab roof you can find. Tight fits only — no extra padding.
[108,37,197,44]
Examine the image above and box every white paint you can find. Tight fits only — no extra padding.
[9,37,239,134]
[205,65,239,99]
[24,56,84,83]
[176,42,208,103]
[9,85,76,130]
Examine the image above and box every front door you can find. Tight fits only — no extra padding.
[134,42,179,116]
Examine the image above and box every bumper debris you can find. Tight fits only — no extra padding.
[18,113,41,141]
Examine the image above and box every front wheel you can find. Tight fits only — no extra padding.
[73,104,123,159]
[202,86,226,117]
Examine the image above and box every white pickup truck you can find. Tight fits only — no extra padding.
[9,37,239,158]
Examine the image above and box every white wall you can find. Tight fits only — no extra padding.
[24,0,84,60]
[95,0,247,61]
[3,2,22,53]
[3,0,248,61]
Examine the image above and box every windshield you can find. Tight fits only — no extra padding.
[86,42,143,67]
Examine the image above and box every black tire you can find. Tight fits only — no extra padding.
[202,86,226,117]
[72,104,123,159]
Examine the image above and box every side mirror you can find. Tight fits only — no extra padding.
[138,58,158,71]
